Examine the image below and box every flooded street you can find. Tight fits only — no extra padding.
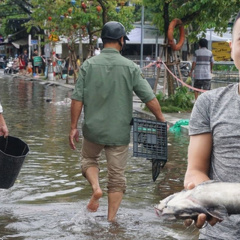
[0,74,199,239]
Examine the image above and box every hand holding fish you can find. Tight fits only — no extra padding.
[184,182,220,229]
[155,181,239,228]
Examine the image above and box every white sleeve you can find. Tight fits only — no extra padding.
[0,103,3,113]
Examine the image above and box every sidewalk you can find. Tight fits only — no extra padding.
[11,73,190,134]
[132,95,190,134]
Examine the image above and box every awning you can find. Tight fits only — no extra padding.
[97,26,164,44]
[126,27,164,44]
[199,28,232,42]
[12,39,28,49]
[58,36,90,44]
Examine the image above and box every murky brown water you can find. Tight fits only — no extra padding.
[0,74,199,239]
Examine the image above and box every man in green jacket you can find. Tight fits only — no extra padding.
[69,21,166,222]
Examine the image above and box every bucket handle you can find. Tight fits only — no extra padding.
[21,145,27,155]
[4,137,8,152]
[4,137,27,155]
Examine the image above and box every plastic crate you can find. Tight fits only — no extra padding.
[133,117,167,161]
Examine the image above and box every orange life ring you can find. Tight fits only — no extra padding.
[167,18,185,51]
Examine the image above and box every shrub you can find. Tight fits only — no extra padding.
[146,86,194,113]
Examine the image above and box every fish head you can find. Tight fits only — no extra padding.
[155,190,204,220]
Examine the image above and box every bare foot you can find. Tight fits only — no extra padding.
[87,188,103,212]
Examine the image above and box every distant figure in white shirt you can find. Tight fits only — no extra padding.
[94,47,101,56]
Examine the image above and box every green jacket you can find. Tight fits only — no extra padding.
[72,48,155,145]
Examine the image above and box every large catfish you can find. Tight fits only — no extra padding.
[156,181,240,221]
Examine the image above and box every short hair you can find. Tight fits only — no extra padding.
[234,11,240,26]
[102,38,119,46]
[232,11,240,37]
[199,38,208,48]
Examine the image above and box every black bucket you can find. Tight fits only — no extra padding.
[0,136,29,189]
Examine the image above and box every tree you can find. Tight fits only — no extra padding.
[143,0,240,96]
[26,0,137,82]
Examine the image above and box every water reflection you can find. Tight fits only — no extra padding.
[0,76,199,239]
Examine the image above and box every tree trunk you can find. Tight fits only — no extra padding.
[166,47,175,96]
[164,1,175,96]
[98,0,108,24]
[66,43,78,84]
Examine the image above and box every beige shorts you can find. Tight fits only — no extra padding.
[81,138,129,193]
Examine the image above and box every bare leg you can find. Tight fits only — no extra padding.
[194,91,199,100]
[85,166,103,212]
[107,192,123,222]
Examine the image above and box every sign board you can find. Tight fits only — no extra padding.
[31,40,38,45]
[33,56,42,67]
[44,44,51,58]
[212,41,231,61]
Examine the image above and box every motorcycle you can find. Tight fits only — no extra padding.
[4,58,19,74]
[179,62,191,77]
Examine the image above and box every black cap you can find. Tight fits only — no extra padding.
[101,21,129,41]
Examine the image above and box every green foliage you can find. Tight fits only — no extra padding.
[0,0,30,37]
[213,64,238,72]
[154,86,194,113]
[142,0,240,43]
[26,0,135,44]
[0,0,137,47]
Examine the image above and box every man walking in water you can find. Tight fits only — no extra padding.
[69,21,166,221]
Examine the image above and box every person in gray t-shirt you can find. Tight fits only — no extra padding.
[0,102,8,138]
[189,38,214,100]
[184,11,240,240]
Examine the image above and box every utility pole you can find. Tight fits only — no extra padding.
[140,5,144,68]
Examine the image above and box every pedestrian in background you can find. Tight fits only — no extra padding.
[0,102,8,138]
[32,49,42,76]
[69,21,166,222]
[19,54,26,75]
[26,60,33,75]
[22,49,28,71]
[184,12,240,239]
[189,38,214,100]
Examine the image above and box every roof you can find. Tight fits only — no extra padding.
[11,39,28,48]
[199,28,232,42]
[97,26,164,45]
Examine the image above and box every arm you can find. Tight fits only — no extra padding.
[189,62,196,76]
[184,133,219,228]
[142,62,155,69]
[210,62,214,73]
[184,133,212,187]
[69,99,83,150]
[41,56,46,63]
[145,97,165,122]
[0,113,8,138]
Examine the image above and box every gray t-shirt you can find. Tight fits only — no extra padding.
[189,83,240,239]
[192,47,214,80]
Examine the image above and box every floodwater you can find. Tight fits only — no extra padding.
[0,74,199,240]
